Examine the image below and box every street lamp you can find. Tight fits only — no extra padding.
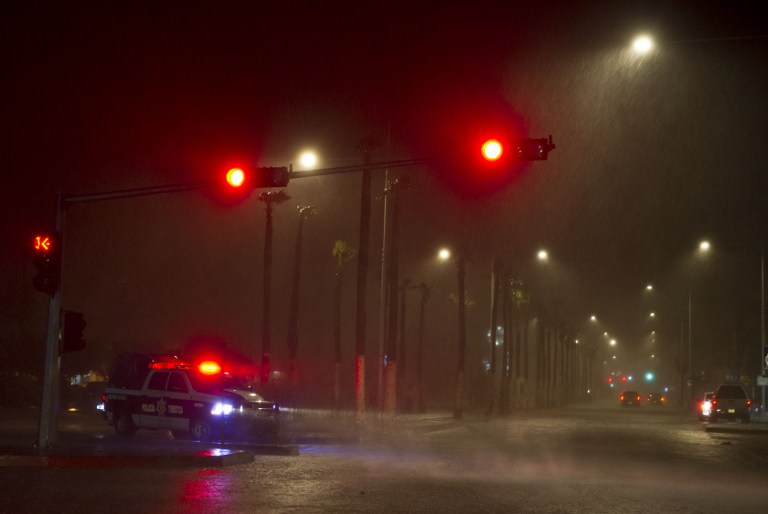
[298,150,319,170]
[632,35,654,54]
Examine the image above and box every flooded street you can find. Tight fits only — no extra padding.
[2,403,767,513]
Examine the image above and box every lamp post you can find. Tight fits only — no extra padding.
[695,241,766,415]
[688,240,711,407]
[258,190,291,386]
[286,204,316,394]
[437,247,467,419]
[760,247,766,416]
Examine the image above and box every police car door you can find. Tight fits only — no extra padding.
[139,371,170,429]
[165,371,192,432]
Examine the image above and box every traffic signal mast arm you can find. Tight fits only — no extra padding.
[62,135,555,205]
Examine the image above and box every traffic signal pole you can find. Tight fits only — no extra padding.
[38,193,63,451]
[36,183,208,451]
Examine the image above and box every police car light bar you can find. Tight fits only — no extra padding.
[198,360,222,375]
[149,361,189,370]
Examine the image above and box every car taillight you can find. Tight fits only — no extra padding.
[636,395,641,401]
[746,399,752,407]
[620,395,625,401]
[711,399,717,407]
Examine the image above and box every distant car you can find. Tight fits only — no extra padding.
[647,392,665,405]
[710,384,751,424]
[698,391,714,420]
[620,390,641,407]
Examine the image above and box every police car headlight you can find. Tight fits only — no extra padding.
[211,402,235,416]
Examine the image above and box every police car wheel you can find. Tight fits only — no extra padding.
[114,411,136,436]
[190,420,212,441]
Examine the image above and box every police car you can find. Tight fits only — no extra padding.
[103,353,279,441]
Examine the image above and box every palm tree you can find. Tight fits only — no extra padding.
[332,240,356,410]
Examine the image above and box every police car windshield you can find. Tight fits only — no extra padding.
[188,372,246,394]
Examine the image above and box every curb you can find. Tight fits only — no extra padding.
[0,449,256,468]
[705,425,768,435]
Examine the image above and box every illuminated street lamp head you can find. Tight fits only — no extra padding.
[632,35,654,54]
[590,315,597,322]
[537,249,549,262]
[298,150,319,169]
[226,167,246,188]
[646,284,653,291]
[437,248,451,262]
[699,240,711,253]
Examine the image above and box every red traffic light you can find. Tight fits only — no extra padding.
[481,139,503,161]
[226,168,246,188]
[34,235,53,253]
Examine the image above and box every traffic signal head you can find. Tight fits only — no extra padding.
[514,136,556,161]
[478,135,556,162]
[224,166,290,190]
[60,310,86,353]
[32,232,61,295]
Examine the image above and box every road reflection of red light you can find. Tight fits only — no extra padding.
[179,469,226,512]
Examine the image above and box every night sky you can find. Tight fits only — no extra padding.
[2,2,767,402]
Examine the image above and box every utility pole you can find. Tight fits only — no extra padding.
[355,146,374,417]
[383,180,402,415]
